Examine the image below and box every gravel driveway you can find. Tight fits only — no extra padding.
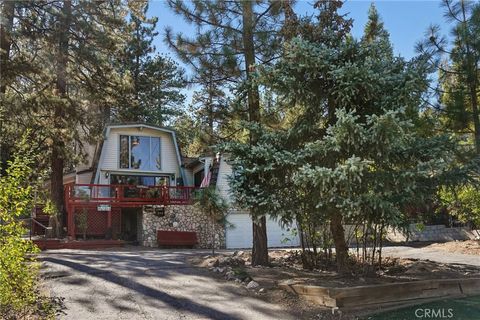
[39,247,294,320]
[40,245,480,320]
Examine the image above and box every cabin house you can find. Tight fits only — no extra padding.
[62,123,300,249]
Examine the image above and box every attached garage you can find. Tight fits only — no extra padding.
[225,212,301,249]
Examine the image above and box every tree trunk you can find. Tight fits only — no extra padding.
[50,0,72,231]
[252,216,268,266]
[0,0,15,174]
[242,1,268,266]
[330,211,349,273]
[469,84,480,154]
[0,0,14,95]
[459,0,480,154]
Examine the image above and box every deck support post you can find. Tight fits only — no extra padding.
[107,209,112,228]
[68,204,76,240]
[105,208,112,239]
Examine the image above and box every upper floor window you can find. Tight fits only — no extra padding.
[119,135,161,170]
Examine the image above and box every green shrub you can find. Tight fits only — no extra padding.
[75,209,89,240]
[438,185,480,227]
[0,153,56,319]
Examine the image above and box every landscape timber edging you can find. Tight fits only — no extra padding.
[279,278,480,308]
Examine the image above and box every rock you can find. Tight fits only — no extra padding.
[217,256,245,267]
[246,281,259,290]
[259,288,265,293]
[225,271,236,281]
[234,250,245,257]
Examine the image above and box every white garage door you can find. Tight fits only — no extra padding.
[225,213,300,249]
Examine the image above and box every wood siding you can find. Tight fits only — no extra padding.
[97,127,181,184]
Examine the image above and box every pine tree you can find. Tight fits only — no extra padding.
[166,0,288,266]
[190,69,229,153]
[417,0,480,153]
[1,1,131,227]
[115,3,185,126]
[0,0,15,174]
[226,2,435,272]
[362,3,390,44]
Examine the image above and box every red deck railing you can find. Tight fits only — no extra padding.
[64,183,197,206]
[64,183,199,239]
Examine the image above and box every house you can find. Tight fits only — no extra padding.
[63,123,300,249]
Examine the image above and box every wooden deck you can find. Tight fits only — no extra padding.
[64,184,199,239]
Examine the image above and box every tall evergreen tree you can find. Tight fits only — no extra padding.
[115,3,185,126]
[417,0,480,153]
[165,0,288,266]
[362,3,389,44]
[0,0,15,174]
[226,2,435,272]
[1,1,131,227]
[190,69,229,153]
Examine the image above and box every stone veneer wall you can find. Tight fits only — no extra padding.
[142,204,226,249]
[386,224,477,242]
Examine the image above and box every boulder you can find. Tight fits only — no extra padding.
[246,281,260,290]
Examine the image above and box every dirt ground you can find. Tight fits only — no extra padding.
[426,240,480,256]
[189,249,480,319]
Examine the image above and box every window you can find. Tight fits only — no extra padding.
[119,135,161,170]
[111,174,170,186]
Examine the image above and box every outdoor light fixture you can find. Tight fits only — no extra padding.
[104,171,110,179]
[154,205,165,217]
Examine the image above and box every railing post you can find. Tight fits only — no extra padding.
[117,186,122,202]
[163,186,168,205]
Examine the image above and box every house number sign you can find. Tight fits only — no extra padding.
[97,204,111,211]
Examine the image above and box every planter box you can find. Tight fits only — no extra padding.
[157,230,198,247]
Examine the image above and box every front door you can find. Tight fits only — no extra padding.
[121,208,141,242]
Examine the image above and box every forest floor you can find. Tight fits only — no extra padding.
[189,246,480,319]
[191,249,480,287]
[426,240,480,256]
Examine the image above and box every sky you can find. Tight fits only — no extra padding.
[147,0,449,100]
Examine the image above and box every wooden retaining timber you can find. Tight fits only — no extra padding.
[279,278,480,308]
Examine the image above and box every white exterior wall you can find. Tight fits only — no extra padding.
[216,156,233,203]
[96,126,181,184]
[226,212,300,249]
[217,155,301,249]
